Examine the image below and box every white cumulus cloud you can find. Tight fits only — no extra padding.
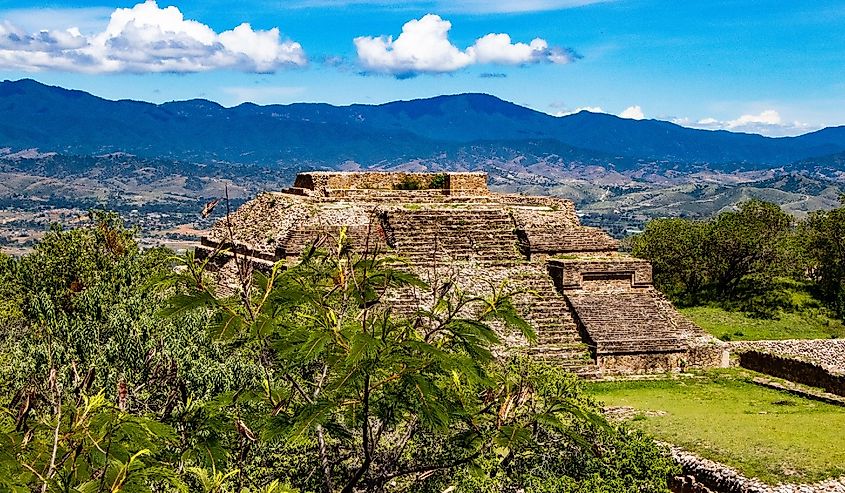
[619,105,644,120]
[726,110,781,128]
[0,0,306,73]
[354,14,576,76]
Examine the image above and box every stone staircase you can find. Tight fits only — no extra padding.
[380,206,522,266]
[372,207,600,376]
[566,291,687,355]
[507,268,599,376]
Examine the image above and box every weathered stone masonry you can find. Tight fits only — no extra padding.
[197,171,725,377]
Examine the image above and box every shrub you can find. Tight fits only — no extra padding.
[393,173,448,190]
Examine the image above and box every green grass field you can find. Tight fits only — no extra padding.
[588,371,845,484]
[680,305,845,341]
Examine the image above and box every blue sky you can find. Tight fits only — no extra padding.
[0,0,843,136]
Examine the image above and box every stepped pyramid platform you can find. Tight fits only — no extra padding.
[198,171,726,376]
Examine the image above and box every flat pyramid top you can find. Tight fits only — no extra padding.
[292,171,489,196]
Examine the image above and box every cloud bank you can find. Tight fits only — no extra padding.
[354,14,577,76]
[672,109,816,137]
[0,0,305,73]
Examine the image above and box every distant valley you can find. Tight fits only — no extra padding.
[1,78,844,251]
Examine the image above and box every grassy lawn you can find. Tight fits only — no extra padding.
[588,371,845,484]
[680,305,845,341]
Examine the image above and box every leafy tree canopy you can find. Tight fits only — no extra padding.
[632,199,845,322]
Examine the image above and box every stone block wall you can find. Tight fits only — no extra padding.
[549,257,653,291]
[509,208,618,255]
[497,193,578,212]
[445,173,489,195]
[597,352,687,374]
[291,171,489,196]
[317,189,448,200]
[377,206,521,266]
[667,444,845,493]
[739,351,845,397]
[553,228,620,253]
[291,172,320,192]
[595,343,725,374]
[730,339,845,375]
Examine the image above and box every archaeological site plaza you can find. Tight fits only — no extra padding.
[198,171,728,377]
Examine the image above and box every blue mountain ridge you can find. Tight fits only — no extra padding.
[2,78,844,171]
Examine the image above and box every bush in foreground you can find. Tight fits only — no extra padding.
[0,215,678,492]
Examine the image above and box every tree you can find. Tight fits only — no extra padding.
[0,212,258,491]
[630,218,709,305]
[0,391,184,492]
[631,200,796,316]
[416,362,679,493]
[801,205,845,317]
[163,228,676,492]
[0,213,681,491]
[705,200,793,297]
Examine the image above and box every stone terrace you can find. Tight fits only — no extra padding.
[566,293,688,354]
[547,256,723,373]
[198,171,723,376]
[377,205,522,267]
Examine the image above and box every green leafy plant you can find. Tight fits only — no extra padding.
[0,211,683,492]
[0,212,256,491]
[161,227,631,492]
[0,390,184,492]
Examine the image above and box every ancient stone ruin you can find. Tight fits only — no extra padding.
[198,171,725,377]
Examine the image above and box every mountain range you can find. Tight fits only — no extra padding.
[2,78,845,252]
[3,78,845,174]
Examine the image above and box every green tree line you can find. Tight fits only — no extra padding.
[630,199,845,320]
[0,212,677,492]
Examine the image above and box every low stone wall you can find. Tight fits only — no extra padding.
[598,352,686,374]
[738,350,845,397]
[731,340,845,374]
[497,193,577,211]
[668,445,845,493]
[686,342,730,369]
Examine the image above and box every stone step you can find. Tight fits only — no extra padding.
[506,269,587,361]
[539,335,583,345]
[533,341,589,350]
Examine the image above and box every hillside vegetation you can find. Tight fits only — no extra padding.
[0,213,677,492]
[3,150,845,255]
[5,79,845,253]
